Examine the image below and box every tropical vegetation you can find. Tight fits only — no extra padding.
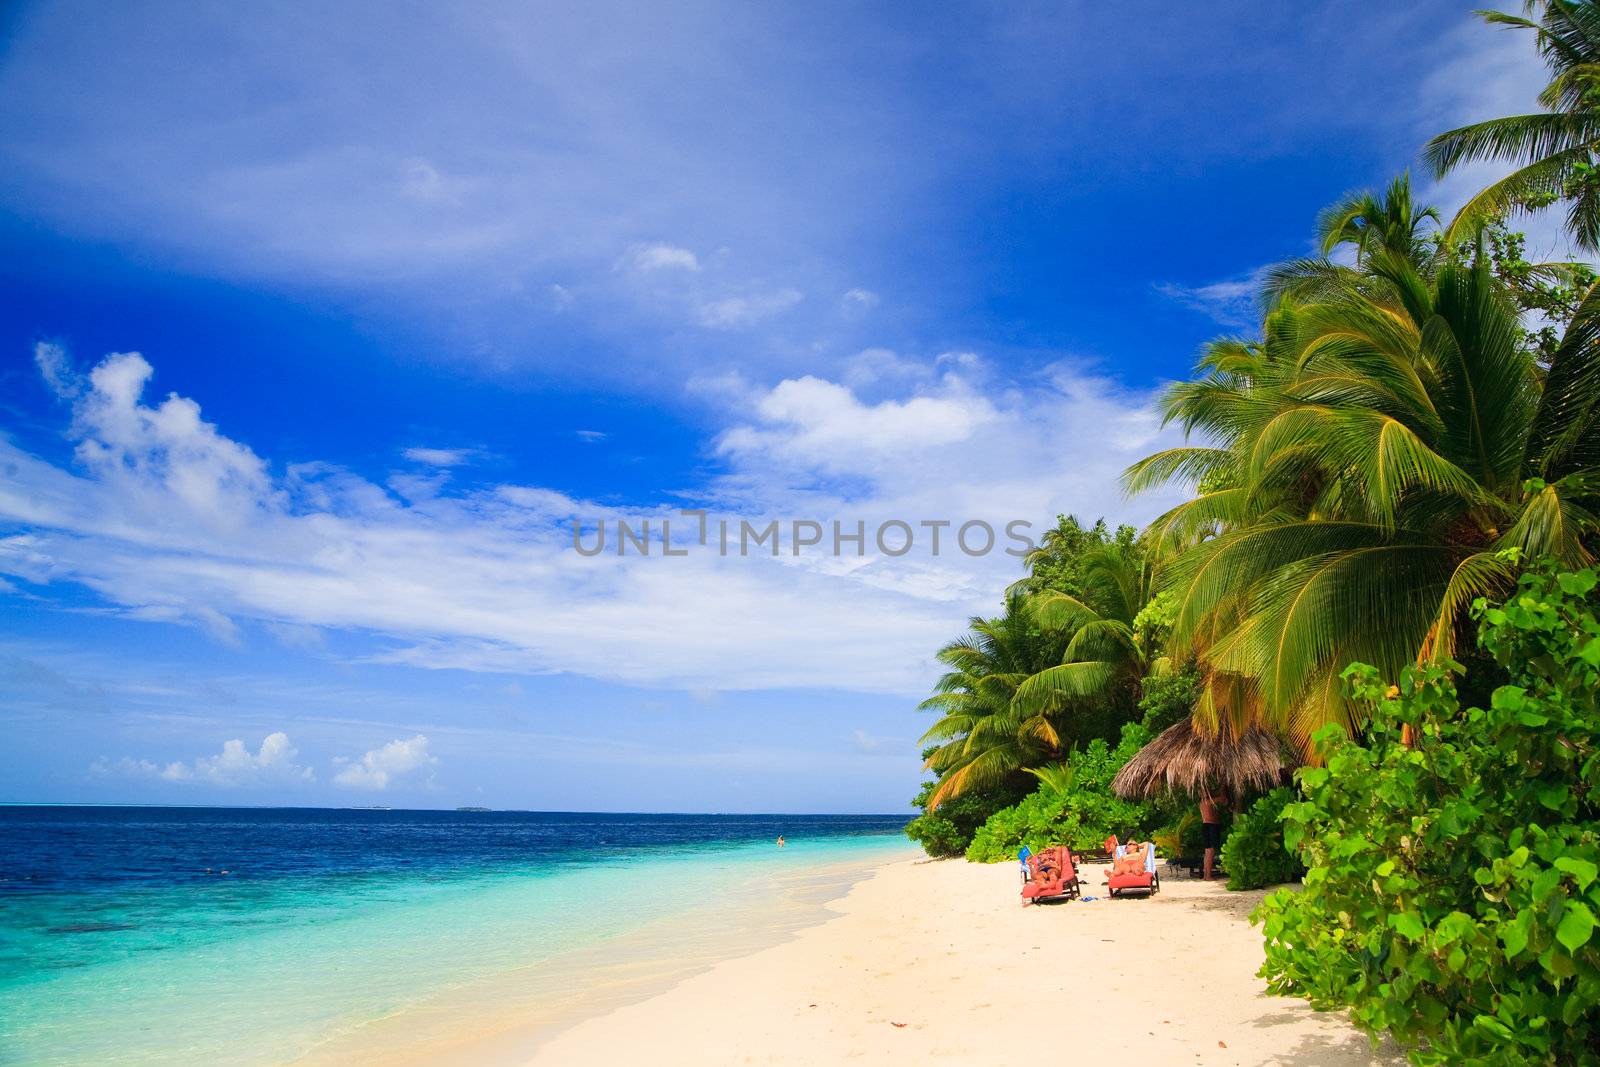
[907,517,1149,856]
[963,723,1156,862]
[1125,170,1599,748]
[906,2,1600,1060]
[1425,0,1600,251]
[1218,787,1302,891]
[1258,563,1600,1065]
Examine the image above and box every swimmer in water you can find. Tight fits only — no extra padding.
[776,835,785,848]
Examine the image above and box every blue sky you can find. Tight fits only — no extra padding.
[0,1,1554,811]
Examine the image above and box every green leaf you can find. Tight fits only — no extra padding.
[1556,902,1596,953]
[1390,912,1426,941]
[1537,783,1569,810]
[1558,571,1597,595]
[1581,637,1600,667]
[1503,911,1532,957]
[1554,856,1599,889]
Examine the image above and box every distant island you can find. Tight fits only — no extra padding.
[455,806,492,812]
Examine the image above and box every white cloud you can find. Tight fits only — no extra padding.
[841,288,879,312]
[839,347,929,391]
[546,284,575,311]
[64,352,280,533]
[696,288,802,328]
[95,731,313,787]
[33,342,82,399]
[1418,17,1581,264]
[1418,16,1547,144]
[1154,270,1266,328]
[263,621,327,651]
[1156,23,1569,335]
[851,728,896,753]
[716,375,995,467]
[399,159,447,201]
[624,243,701,272]
[0,3,1512,399]
[403,447,473,467]
[575,429,607,442]
[1,348,1182,696]
[333,734,437,790]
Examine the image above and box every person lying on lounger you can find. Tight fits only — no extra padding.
[1111,842,1147,877]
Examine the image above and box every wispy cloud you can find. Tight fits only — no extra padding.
[696,288,803,329]
[0,4,933,382]
[0,346,1183,696]
[1153,268,1268,329]
[0,2,1511,394]
[1417,16,1580,263]
[840,288,879,314]
[33,342,83,400]
[403,446,474,467]
[850,728,897,754]
[623,243,701,272]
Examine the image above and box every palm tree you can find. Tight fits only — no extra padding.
[918,592,1069,807]
[1125,180,1600,749]
[1010,514,1136,596]
[1316,175,1443,265]
[1424,0,1600,249]
[1013,544,1168,715]
[1264,174,1444,304]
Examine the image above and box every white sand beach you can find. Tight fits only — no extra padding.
[526,857,1405,1067]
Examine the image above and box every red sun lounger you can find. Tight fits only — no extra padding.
[1104,839,1160,898]
[1020,845,1080,904]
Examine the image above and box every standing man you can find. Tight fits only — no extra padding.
[1199,789,1230,880]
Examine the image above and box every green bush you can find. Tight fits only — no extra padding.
[964,723,1155,861]
[1255,562,1600,1065]
[1136,660,1201,735]
[904,779,1027,858]
[1152,811,1201,860]
[1221,787,1303,890]
[903,809,967,857]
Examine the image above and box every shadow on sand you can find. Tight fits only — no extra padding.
[1241,1011,1407,1066]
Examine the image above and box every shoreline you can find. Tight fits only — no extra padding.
[523,857,1406,1066]
[288,843,920,1066]
[1,808,912,1067]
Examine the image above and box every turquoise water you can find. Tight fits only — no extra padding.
[0,808,913,1066]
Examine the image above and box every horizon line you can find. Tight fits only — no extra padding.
[0,801,914,817]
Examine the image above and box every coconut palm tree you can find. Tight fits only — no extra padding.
[1264,174,1444,305]
[917,592,1070,807]
[1013,544,1169,714]
[1126,181,1600,749]
[1010,514,1137,596]
[1424,0,1600,249]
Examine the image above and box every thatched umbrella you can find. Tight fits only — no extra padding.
[1111,719,1288,800]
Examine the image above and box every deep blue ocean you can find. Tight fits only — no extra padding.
[0,806,913,1065]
